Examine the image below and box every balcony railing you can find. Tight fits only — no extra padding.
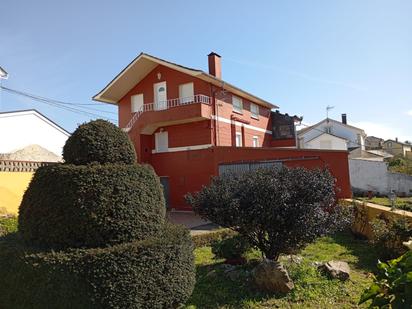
[123,94,211,132]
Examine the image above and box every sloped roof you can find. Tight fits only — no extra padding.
[305,131,348,143]
[92,53,278,109]
[383,139,412,147]
[298,118,365,135]
[0,109,70,136]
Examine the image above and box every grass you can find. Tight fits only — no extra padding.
[356,197,412,212]
[0,215,18,236]
[185,231,380,309]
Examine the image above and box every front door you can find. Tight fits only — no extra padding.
[154,81,167,110]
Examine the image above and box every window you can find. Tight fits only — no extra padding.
[252,136,259,147]
[250,103,259,119]
[131,94,144,113]
[179,82,194,104]
[232,96,243,113]
[155,131,168,152]
[235,132,242,147]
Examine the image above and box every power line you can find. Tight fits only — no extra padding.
[0,85,117,121]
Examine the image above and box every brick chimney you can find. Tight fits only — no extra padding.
[208,52,221,79]
[341,113,347,125]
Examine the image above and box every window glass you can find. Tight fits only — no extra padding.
[179,83,194,104]
[235,132,242,147]
[252,136,259,147]
[232,96,243,113]
[250,103,259,118]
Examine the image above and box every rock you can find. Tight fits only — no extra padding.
[252,259,294,293]
[310,261,322,268]
[318,260,350,281]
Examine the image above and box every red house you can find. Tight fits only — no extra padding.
[93,52,351,210]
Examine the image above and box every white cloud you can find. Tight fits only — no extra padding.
[407,110,412,116]
[351,121,412,142]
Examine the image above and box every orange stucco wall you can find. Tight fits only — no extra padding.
[151,147,351,210]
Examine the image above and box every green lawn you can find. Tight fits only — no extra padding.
[357,197,412,212]
[186,232,379,309]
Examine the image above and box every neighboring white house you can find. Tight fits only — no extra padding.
[298,114,366,150]
[0,109,70,157]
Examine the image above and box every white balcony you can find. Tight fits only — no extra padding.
[123,94,211,132]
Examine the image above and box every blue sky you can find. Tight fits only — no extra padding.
[1,0,411,140]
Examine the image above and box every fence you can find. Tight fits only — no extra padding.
[0,160,54,172]
[218,160,283,176]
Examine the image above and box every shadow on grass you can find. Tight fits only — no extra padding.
[329,231,380,272]
[186,263,283,309]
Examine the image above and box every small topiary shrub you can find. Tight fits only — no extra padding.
[0,120,195,308]
[187,167,351,261]
[19,163,165,248]
[63,119,136,165]
[211,235,251,261]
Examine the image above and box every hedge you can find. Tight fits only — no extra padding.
[19,163,166,249]
[0,224,195,309]
[63,119,136,165]
[191,228,237,248]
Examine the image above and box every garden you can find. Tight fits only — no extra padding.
[1,120,411,309]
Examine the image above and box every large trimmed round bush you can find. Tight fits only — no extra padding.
[0,224,195,309]
[19,163,165,248]
[0,120,195,308]
[63,119,136,165]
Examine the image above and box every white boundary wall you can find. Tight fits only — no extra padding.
[349,158,412,195]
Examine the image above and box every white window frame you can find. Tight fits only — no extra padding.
[235,132,243,147]
[250,103,259,119]
[131,94,144,113]
[179,82,194,104]
[252,136,259,147]
[155,131,168,153]
[232,96,243,114]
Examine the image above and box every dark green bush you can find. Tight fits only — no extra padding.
[211,235,251,260]
[370,215,412,258]
[19,163,165,249]
[188,167,351,260]
[0,224,195,309]
[63,119,136,165]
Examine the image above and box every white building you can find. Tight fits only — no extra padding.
[298,114,366,151]
[0,109,70,158]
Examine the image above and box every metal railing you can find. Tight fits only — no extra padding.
[123,94,211,132]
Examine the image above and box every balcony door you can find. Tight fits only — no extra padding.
[154,81,167,111]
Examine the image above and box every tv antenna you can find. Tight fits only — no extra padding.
[326,105,334,118]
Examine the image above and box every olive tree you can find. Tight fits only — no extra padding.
[187,166,351,260]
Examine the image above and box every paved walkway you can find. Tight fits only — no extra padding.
[166,211,219,235]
